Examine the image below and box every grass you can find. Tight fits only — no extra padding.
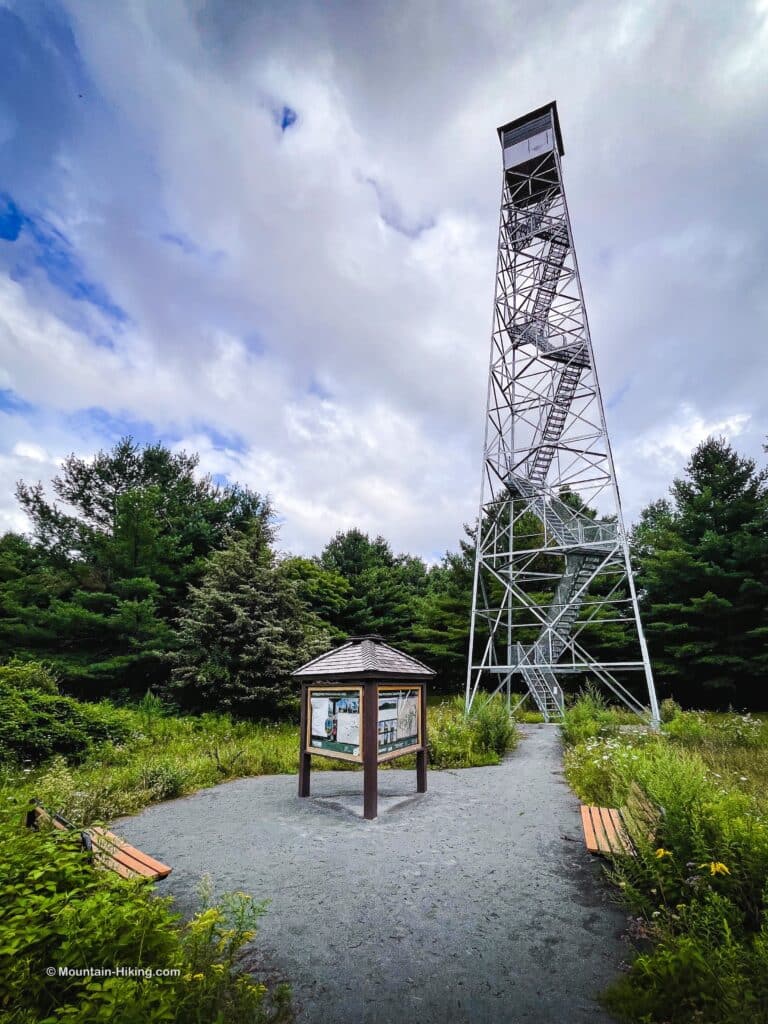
[562,692,768,1023]
[3,692,518,828]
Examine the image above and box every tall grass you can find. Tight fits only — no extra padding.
[427,696,518,768]
[562,694,768,1023]
[4,694,519,827]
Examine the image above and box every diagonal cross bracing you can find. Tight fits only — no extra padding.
[466,103,660,725]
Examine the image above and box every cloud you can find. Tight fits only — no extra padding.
[0,0,765,559]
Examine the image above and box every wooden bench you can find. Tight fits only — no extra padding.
[26,802,172,881]
[580,782,661,857]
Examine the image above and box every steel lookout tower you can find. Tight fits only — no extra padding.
[465,102,660,726]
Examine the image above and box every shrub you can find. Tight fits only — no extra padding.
[470,695,517,757]
[427,697,518,768]
[665,711,764,750]
[139,760,190,801]
[0,797,291,1023]
[560,686,622,746]
[0,658,59,694]
[0,685,134,766]
[660,697,682,723]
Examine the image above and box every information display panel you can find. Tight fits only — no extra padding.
[306,686,363,762]
[377,687,421,758]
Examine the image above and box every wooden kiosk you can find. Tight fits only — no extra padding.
[293,636,435,820]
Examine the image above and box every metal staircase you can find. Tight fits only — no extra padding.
[508,472,614,719]
[503,208,605,719]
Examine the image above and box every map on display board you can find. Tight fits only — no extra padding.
[377,689,419,755]
[308,689,361,758]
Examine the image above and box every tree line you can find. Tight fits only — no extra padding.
[0,435,765,713]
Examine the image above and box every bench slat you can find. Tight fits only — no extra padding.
[595,806,615,853]
[90,837,164,879]
[89,827,172,878]
[580,804,600,853]
[604,807,633,855]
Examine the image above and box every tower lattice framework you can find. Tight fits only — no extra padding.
[465,102,660,724]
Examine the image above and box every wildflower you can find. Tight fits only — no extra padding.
[700,861,730,876]
[192,973,205,981]
[655,848,672,859]
[739,776,748,782]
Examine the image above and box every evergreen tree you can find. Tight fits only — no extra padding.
[169,525,329,717]
[317,529,428,643]
[319,528,394,579]
[633,437,768,707]
[405,527,476,691]
[279,557,351,641]
[2,438,270,696]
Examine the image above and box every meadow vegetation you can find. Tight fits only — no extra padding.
[1,667,516,1024]
[562,691,768,1023]
[1,667,517,827]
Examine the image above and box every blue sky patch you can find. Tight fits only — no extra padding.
[0,197,22,241]
[607,379,631,410]
[0,192,127,323]
[64,408,167,449]
[274,105,297,132]
[161,231,198,255]
[308,377,332,400]
[0,389,36,415]
[365,177,435,239]
[195,424,248,455]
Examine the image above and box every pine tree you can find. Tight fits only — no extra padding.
[633,437,768,707]
[3,438,270,696]
[169,525,329,717]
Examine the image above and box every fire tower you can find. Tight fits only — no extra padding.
[465,102,660,725]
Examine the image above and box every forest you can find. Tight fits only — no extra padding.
[1,432,766,716]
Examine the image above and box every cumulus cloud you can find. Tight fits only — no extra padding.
[0,0,765,558]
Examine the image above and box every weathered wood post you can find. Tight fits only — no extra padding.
[298,683,311,797]
[292,636,435,820]
[416,682,428,794]
[362,680,379,820]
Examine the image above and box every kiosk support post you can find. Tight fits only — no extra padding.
[416,684,428,794]
[298,684,311,798]
[362,683,378,820]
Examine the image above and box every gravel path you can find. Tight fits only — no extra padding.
[117,724,628,1023]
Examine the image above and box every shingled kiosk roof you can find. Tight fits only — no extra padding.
[292,635,435,681]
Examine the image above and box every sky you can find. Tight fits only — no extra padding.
[0,0,766,561]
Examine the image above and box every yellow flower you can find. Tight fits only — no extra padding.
[192,973,205,981]
[655,848,672,859]
[700,861,730,876]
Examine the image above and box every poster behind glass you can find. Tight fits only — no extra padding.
[308,688,362,760]
[377,688,419,755]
